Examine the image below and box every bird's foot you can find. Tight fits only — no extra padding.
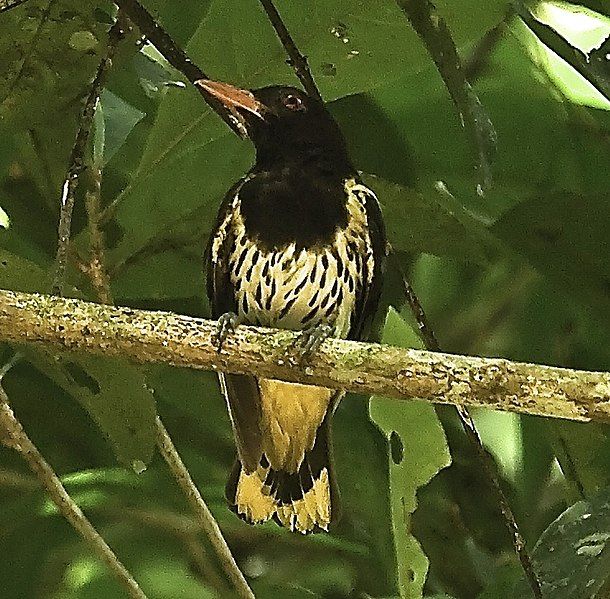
[214,312,240,352]
[295,323,334,362]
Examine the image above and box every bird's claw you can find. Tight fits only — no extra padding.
[295,323,333,361]
[215,312,239,351]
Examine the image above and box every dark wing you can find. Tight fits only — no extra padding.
[348,181,387,341]
[206,179,263,473]
[205,179,240,316]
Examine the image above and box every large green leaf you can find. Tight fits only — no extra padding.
[550,420,610,500]
[0,0,113,128]
[107,103,250,266]
[370,308,451,598]
[0,249,52,292]
[493,190,610,319]
[531,486,610,598]
[24,352,157,468]
[333,395,401,596]
[98,89,145,166]
[362,174,498,264]
[0,250,157,467]
[113,250,203,301]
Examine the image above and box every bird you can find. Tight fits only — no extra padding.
[200,79,386,534]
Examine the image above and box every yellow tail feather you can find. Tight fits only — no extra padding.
[231,463,332,534]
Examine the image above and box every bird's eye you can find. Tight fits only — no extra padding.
[283,94,306,112]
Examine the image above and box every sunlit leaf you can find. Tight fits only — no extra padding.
[0,206,9,229]
[370,308,451,597]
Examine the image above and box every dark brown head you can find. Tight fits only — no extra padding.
[197,80,353,174]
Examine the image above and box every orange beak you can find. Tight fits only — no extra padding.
[195,79,266,137]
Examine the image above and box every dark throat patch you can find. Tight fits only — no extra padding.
[238,168,349,250]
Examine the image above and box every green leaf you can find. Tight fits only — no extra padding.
[99,89,145,165]
[396,0,497,193]
[139,0,214,46]
[0,249,51,292]
[0,0,113,128]
[189,0,508,100]
[492,190,610,319]
[519,6,610,102]
[25,352,157,468]
[105,0,513,269]
[107,107,249,266]
[0,251,157,467]
[333,396,400,596]
[531,486,610,598]
[550,421,610,500]
[370,308,451,598]
[0,206,9,229]
[363,174,498,264]
[113,250,203,301]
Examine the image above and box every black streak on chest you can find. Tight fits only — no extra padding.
[238,168,349,251]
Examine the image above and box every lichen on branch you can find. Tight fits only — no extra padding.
[2,289,609,423]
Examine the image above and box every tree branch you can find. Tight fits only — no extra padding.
[155,419,255,599]
[395,0,497,195]
[52,17,128,295]
[0,386,148,599]
[2,289,609,423]
[114,0,242,136]
[257,0,322,102]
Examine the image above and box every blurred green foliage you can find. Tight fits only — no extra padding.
[0,0,609,597]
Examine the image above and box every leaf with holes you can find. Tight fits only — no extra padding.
[0,251,157,467]
[23,351,157,469]
[369,308,451,597]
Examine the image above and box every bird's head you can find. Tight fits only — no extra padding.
[196,79,352,173]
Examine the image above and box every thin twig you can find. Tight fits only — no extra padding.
[399,270,440,353]
[155,418,255,599]
[257,0,322,102]
[453,406,542,598]
[84,167,113,304]
[464,12,513,83]
[1,289,609,424]
[0,386,148,599]
[51,18,127,295]
[114,508,229,594]
[113,0,242,136]
[155,420,254,598]
[396,0,497,195]
[393,254,543,598]
[80,178,253,599]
